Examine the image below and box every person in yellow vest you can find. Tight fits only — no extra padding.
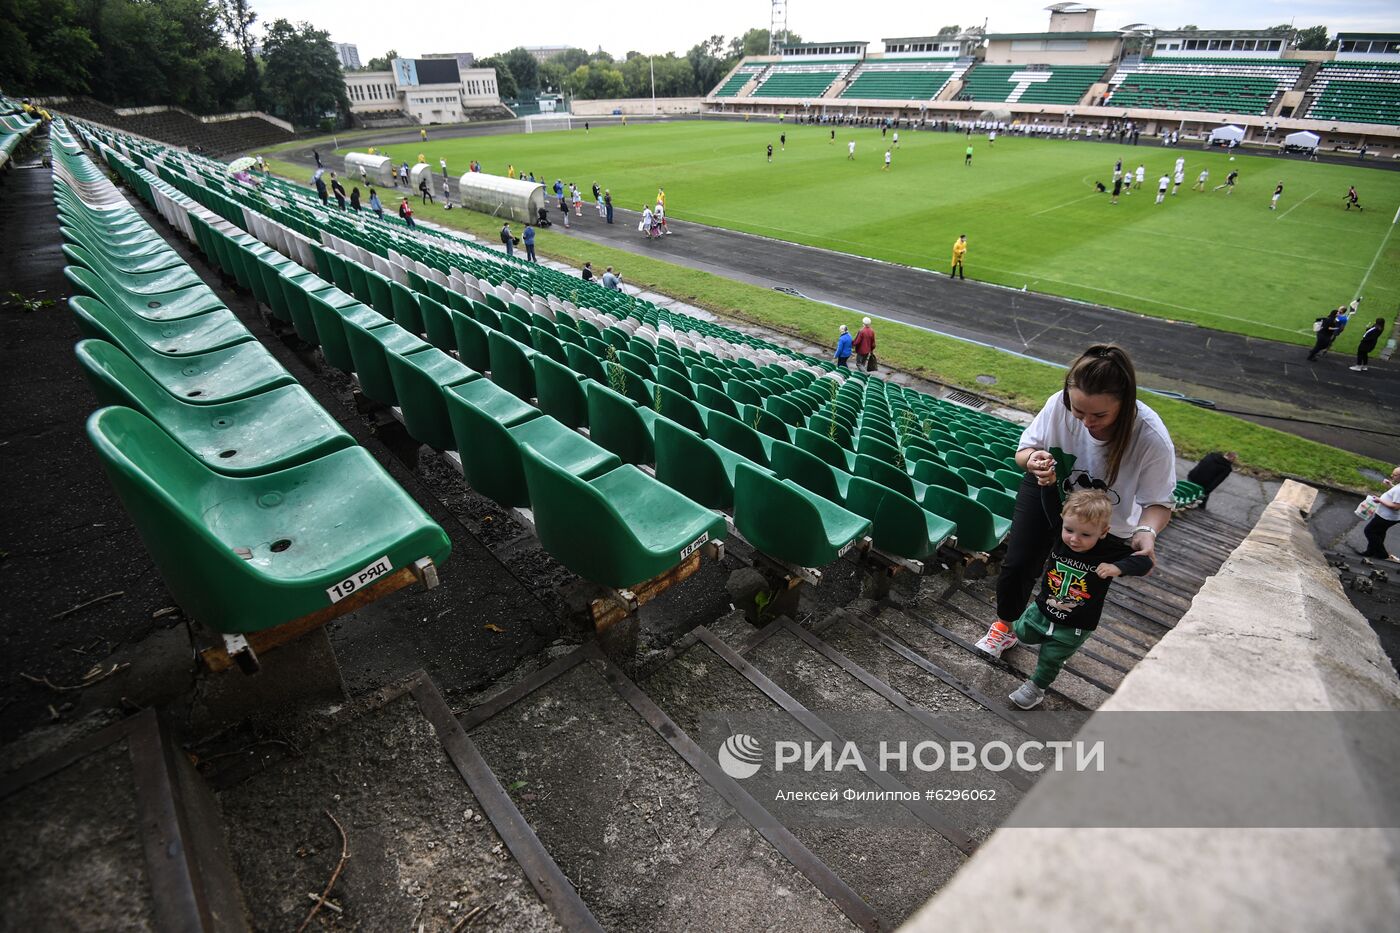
[507,164,515,178]
[950,234,968,280]
[418,152,426,163]
[656,186,665,208]
[420,127,427,141]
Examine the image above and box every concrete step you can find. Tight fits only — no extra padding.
[465,647,862,932]
[0,709,249,932]
[216,675,573,932]
[642,627,972,926]
[903,593,1109,709]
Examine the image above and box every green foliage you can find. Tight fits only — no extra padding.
[502,47,540,93]
[1294,25,1334,51]
[0,0,99,95]
[4,291,55,313]
[261,19,349,129]
[476,55,518,100]
[365,48,399,71]
[570,63,626,100]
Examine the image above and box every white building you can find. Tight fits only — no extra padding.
[334,43,361,70]
[344,56,502,124]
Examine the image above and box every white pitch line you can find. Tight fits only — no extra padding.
[1275,189,1319,221]
[1030,192,1100,216]
[1355,208,1399,299]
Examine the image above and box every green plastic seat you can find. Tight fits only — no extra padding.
[385,347,480,450]
[654,418,767,510]
[854,453,927,503]
[309,296,389,372]
[61,225,182,274]
[520,444,726,589]
[653,385,707,436]
[344,320,431,406]
[706,408,774,466]
[69,296,251,358]
[565,343,607,382]
[741,404,793,443]
[617,350,656,382]
[944,450,987,474]
[500,313,534,346]
[695,383,739,418]
[63,243,205,295]
[656,366,696,400]
[389,280,425,335]
[921,485,1010,553]
[447,395,617,508]
[764,394,806,428]
[533,354,590,429]
[975,486,1016,521]
[769,439,850,504]
[586,381,657,466]
[418,295,457,352]
[793,426,856,472]
[690,365,724,391]
[278,269,337,339]
[488,330,538,402]
[86,406,450,634]
[807,414,853,449]
[844,476,957,561]
[74,339,353,476]
[733,463,870,568]
[959,467,1002,492]
[530,328,569,365]
[365,268,395,317]
[64,265,224,323]
[912,459,969,496]
[727,379,762,406]
[448,308,491,372]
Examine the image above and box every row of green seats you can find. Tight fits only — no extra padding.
[56,128,451,635]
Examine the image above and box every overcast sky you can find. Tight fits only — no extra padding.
[253,0,1400,62]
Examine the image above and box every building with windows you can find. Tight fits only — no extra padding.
[882,31,984,57]
[983,5,1122,65]
[1150,30,1290,58]
[523,46,572,62]
[1335,33,1400,61]
[343,57,502,123]
[334,43,361,71]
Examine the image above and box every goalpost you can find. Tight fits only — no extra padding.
[523,115,573,134]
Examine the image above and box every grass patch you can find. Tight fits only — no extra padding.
[263,156,1388,492]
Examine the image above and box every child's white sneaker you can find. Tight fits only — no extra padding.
[974,621,1018,658]
[1009,680,1045,710]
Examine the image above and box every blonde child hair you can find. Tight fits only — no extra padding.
[1061,489,1113,531]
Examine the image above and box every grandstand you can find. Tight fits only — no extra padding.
[958,64,1105,104]
[1107,59,1305,115]
[839,60,967,101]
[712,64,766,97]
[749,63,855,98]
[42,96,294,155]
[0,99,42,172]
[1305,61,1400,125]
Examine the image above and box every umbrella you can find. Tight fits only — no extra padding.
[226,156,257,173]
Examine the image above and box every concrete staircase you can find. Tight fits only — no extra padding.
[0,508,1244,931]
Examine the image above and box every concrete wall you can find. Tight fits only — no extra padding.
[900,481,1400,933]
[569,97,704,115]
[984,38,1120,65]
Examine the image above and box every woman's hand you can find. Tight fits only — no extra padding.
[1026,449,1057,486]
[1130,529,1158,569]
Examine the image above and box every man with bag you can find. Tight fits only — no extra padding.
[853,317,877,370]
[1357,466,1400,562]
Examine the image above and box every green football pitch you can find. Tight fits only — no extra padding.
[356,120,1400,344]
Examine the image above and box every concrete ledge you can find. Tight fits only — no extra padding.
[900,480,1400,933]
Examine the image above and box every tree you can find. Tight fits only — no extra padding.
[1177,25,1199,31]
[1294,25,1333,50]
[218,0,259,103]
[261,19,349,128]
[686,34,731,98]
[937,25,961,36]
[554,48,590,72]
[502,46,540,93]
[365,49,399,71]
[538,60,568,94]
[569,63,624,100]
[0,0,100,95]
[477,55,518,99]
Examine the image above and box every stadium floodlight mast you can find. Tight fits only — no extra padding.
[770,0,789,54]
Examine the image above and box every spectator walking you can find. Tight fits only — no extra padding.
[582,262,594,282]
[592,182,603,216]
[572,184,583,216]
[359,165,368,187]
[641,205,655,237]
[523,222,536,262]
[419,177,433,205]
[1351,318,1386,372]
[330,173,346,209]
[349,187,361,213]
[399,162,409,187]
[601,266,621,290]
[853,317,876,369]
[440,158,448,179]
[313,148,322,167]
[834,325,853,368]
[500,222,515,258]
[1185,451,1237,509]
[1307,309,1342,361]
[369,187,383,218]
[654,201,670,234]
[950,234,968,279]
[314,171,329,206]
[604,190,614,224]
[1357,465,1400,561]
[974,345,1176,678]
[399,198,416,228]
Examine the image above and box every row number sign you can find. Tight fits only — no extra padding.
[327,555,393,604]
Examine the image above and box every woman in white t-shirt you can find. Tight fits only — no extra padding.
[976,345,1178,658]
[1359,467,1400,561]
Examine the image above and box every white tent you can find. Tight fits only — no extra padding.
[454,173,546,223]
[1283,130,1320,151]
[1208,124,1246,145]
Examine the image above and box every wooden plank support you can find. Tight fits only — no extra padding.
[199,558,439,674]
